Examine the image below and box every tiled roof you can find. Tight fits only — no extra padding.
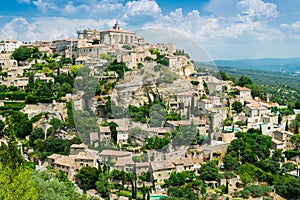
[235,86,251,91]
[151,160,175,171]
[99,150,132,157]
[100,126,111,133]
[114,157,134,167]
[75,152,96,161]
[272,138,284,145]
[47,153,63,160]
[90,132,99,142]
[70,143,87,149]
[177,92,193,96]
[136,162,149,168]
[55,155,76,167]
[171,157,194,167]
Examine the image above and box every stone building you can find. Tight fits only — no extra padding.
[235,86,252,104]
[100,21,138,46]
[150,160,176,184]
[0,40,22,52]
[77,29,101,41]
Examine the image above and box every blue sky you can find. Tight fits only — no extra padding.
[1,0,300,60]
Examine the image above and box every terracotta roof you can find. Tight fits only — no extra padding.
[182,158,194,167]
[171,157,184,165]
[75,152,96,161]
[55,155,76,167]
[246,104,267,110]
[99,150,132,157]
[235,86,251,91]
[167,120,206,126]
[177,92,193,97]
[100,126,111,133]
[272,138,284,145]
[47,153,63,160]
[114,157,134,167]
[171,157,194,167]
[151,160,175,171]
[136,162,149,168]
[70,143,87,149]
[117,127,128,132]
[90,132,99,142]
[100,29,135,34]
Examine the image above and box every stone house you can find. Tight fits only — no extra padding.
[271,130,294,150]
[117,127,129,144]
[235,86,252,104]
[75,151,98,170]
[52,155,77,181]
[113,156,135,172]
[99,126,111,144]
[150,160,176,184]
[171,157,194,172]
[89,132,99,147]
[99,150,132,163]
[0,40,22,52]
[70,143,87,155]
[245,103,270,119]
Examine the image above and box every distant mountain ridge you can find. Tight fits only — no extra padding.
[208,57,300,74]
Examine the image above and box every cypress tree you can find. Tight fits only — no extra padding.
[225,180,229,194]
[278,114,282,124]
[259,124,262,134]
[147,191,150,200]
[295,124,299,134]
[0,117,24,169]
[285,120,289,131]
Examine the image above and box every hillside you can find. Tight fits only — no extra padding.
[207,57,300,74]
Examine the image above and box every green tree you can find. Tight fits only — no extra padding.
[166,172,187,187]
[0,117,38,200]
[96,173,111,198]
[99,53,110,60]
[291,134,300,150]
[237,76,253,87]
[232,101,243,113]
[198,160,219,181]
[76,166,98,189]
[49,118,63,135]
[36,137,69,160]
[223,153,240,171]
[0,120,5,138]
[0,164,38,200]
[33,170,77,200]
[11,46,32,65]
[109,122,118,144]
[0,117,24,169]
[29,127,44,146]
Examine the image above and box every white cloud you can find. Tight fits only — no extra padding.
[122,0,161,19]
[280,21,300,39]
[281,21,300,31]
[237,0,279,19]
[33,0,58,13]
[0,0,297,59]
[0,17,115,41]
[143,0,284,43]
[17,0,31,4]
[204,0,240,17]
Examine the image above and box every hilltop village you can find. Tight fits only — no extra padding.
[0,22,299,199]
